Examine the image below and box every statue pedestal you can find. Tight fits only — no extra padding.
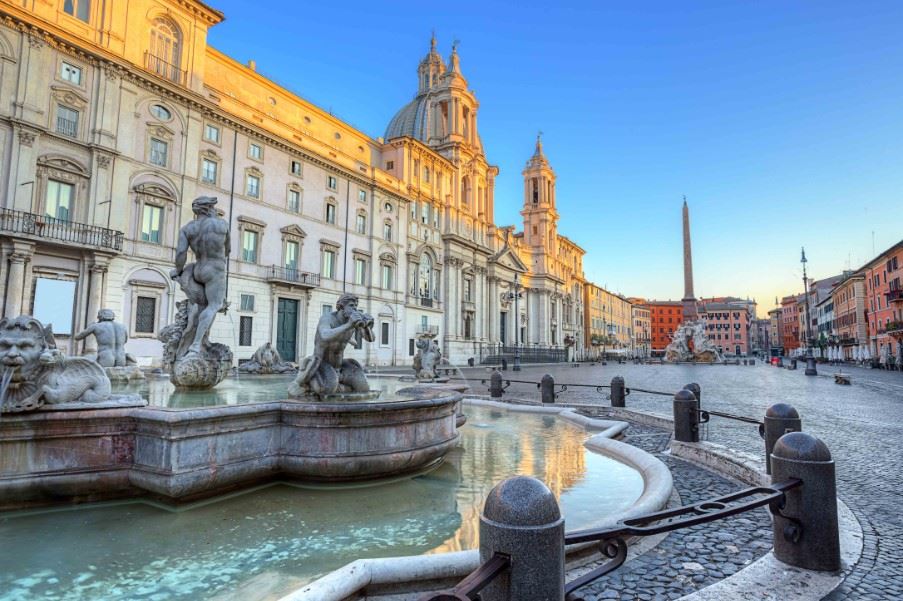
[105,366,145,383]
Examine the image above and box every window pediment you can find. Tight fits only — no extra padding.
[147,123,175,139]
[37,154,88,178]
[320,238,341,250]
[50,85,88,108]
[133,182,176,201]
[237,215,266,228]
[200,149,220,160]
[280,224,306,239]
[246,166,263,177]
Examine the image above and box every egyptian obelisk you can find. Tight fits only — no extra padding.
[681,197,698,321]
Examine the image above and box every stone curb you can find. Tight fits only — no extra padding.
[280,398,673,601]
[667,439,864,601]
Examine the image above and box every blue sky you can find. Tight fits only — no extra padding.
[206,1,903,312]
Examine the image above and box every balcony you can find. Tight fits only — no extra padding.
[267,266,319,288]
[886,289,903,304]
[0,208,123,251]
[417,324,439,336]
[144,52,187,85]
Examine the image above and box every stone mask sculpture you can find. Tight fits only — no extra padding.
[160,196,233,388]
[0,316,113,412]
[288,293,374,399]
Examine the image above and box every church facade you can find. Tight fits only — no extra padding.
[0,0,587,367]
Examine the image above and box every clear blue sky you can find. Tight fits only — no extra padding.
[206,1,903,312]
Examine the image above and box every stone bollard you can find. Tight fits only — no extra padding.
[540,374,555,404]
[490,371,504,398]
[805,354,818,376]
[790,358,797,370]
[750,359,756,366]
[610,376,626,408]
[683,382,701,405]
[501,358,508,371]
[673,389,700,443]
[480,476,565,601]
[777,356,784,368]
[771,432,840,571]
[763,403,802,475]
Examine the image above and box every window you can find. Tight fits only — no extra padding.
[291,160,302,176]
[421,201,429,225]
[359,189,367,203]
[45,180,74,221]
[381,264,393,289]
[135,296,157,334]
[150,138,168,167]
[246,174,260,198]
[322,304,332,317]
[201,159,218,184]
[140,205,163,243]
[239,316,253,346]
[356,212,367,234]
[464,279,472,302]
[150,104,171,120]
[249,143,262,160]
[354,258,367,285]
[240,294,255,312]
[325,202,336,224]
[409,338,415,356]
[383,221,393,241]
[322,249,336,279]
[417,255,434,298]
[423,167,430,183]
[56,105,79,137]
[381,322,390,345]
[386,161,394,170]
[241,230,259,262]
[149,18,182,83]
[60,62,82,85]
[204,124,220,143]
[63,0,90,22]
[327,175,337,190]
[288,189,301,213]
[285,241,299,270]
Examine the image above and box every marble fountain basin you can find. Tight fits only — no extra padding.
[0,375,463,510]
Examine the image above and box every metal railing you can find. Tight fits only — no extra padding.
[267,265,319,287]
[144,51,187,85]
[56,115,78,137]
[0,208,124,251]
[479,343,567,365]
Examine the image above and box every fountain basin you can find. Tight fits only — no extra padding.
[0,391,461,510]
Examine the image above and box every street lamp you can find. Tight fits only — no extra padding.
[801,247,817,376]
[504,273,524,371]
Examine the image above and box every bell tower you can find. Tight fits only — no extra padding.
[521,133,558,256]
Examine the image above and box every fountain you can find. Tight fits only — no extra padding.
[74,308,144,382]
[664,320,724,363]
[410,330,447,382]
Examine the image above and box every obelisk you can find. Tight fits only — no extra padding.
[681,197,698,321]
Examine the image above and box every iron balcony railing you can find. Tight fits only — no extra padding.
[267,266,320,288]
[56,115,78,138]
[887,288,903,303]
[0,208,123,251]
[144,51,187,85]
[418,325,439,335]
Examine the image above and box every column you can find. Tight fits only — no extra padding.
[4,251,29,318]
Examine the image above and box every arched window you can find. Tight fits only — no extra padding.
[418,255,433,299]
[149,18,182,83]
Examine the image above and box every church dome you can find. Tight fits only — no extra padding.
[385,95,430,141]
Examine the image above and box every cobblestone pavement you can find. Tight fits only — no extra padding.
[570,424,774,601]
[455,362,903,599]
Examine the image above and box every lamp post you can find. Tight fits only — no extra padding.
[513,273,522,371]
[801,247,817,376]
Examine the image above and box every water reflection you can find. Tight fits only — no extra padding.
[0,406,643,601]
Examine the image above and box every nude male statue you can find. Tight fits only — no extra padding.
[290,294,374,397]
[169,196,230,359]
[74,309,127,367]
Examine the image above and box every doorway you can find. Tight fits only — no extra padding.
[277,298,299,362]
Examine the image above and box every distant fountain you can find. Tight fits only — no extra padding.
[412,331,445,382]
[664,321,723,363]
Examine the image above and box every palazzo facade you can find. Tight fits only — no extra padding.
[0,1,587,367]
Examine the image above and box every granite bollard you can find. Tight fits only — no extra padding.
[771,431,840,571]
[479,476,564,601]
[763,403,802,475]
[610,376,626,408]
[673,388,700,443]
